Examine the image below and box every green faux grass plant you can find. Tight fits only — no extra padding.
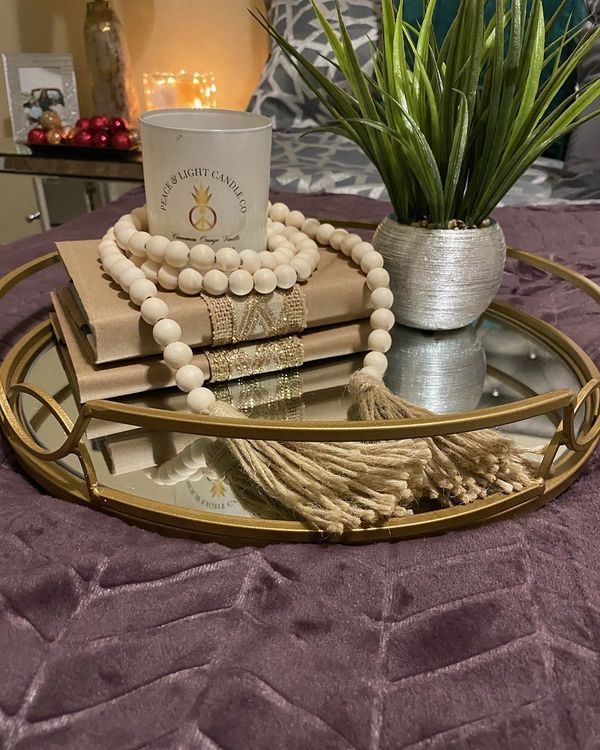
[254,0,600,227]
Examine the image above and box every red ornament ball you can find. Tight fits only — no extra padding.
[89,115,110,132]
[74,129,93,147]
[27,128,47,145]
[108,117,128,132]
[111,130,132,150]
[75,117,91,131]
[91,131,110,148]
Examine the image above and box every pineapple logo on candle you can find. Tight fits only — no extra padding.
[189,183,217,231]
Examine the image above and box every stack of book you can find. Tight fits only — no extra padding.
[51,239,372,403]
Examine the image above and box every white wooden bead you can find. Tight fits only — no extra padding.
[315,223,335,246]
[140,297,169,325]
[370,287,394,309]
[275,243,295,259]
[175,364,205,392]
[127,231,151,257]
[178,268,203,295]
[368,329,392,353]
[164,240,190,269]
[270,221,285,234]
[102,254,125,275]
[370,308,395,331]
[269,202,289,223]
[239,249,261,274]
[120,266,146,292]
[259,251,277,269]
[146,235,170,263]
[111,257,134,280]
[301,218,321,239]
[361,251,385,274]
[187,387,216,414]
[274,264,298,289]
[291,257,312,281]
[351,241,374,264]
[285,210,305,228]
[118,213,142,230]
[129,278,157,305]
[361,365,383,379]
[131,206,148,226]
[363,350,388,375]
[295,251,317,269]
[99,239,118,254]
[282,226,298,239]
[329,229,348,250]
[267,234,287,251]
[366,267,390,291]
[189,244,216,272]
[288,231,308,247]
[141,259,161,283]
[271,250,291,266]
[253,268,277,294]
[266,226,276,240]
[163,341,194,369]
[340,234,362,256]
[228,269,254,296]
[152,318,182,347]
[104,227,116,241]
[132,255,146,268]
[115,226,136,249]
[157,264,179,290]
[203,269,228,295]
[216,247,240,273]
[296,239,318,253]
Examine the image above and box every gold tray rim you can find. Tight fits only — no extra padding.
[1,245,599,545]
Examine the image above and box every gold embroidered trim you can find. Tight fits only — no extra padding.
[206,335,305,382]
[202,287,307,347]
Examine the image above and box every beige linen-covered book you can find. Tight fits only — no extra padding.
[51,286,370,403]
[57,240,370,364]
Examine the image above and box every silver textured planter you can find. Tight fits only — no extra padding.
[373,216,506,330]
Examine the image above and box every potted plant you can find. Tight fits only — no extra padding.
[254,0,600,329]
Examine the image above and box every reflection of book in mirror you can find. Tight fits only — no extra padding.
[57,239,371,364]
[99,355,362,475]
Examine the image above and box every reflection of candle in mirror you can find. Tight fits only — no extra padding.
[143,71,217,111]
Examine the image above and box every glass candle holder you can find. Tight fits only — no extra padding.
[143,71,217,111]
[140,108,272,251]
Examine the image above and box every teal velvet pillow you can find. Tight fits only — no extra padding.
[397,0,589,158]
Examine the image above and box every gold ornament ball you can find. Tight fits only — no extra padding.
[39,110,62,130]
[128,128,140,146]
[61,126,76,142]
[46,129,63,145]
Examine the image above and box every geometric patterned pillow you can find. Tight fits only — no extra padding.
[247,0,381,131]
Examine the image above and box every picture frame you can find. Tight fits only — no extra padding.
[2,53,80,153]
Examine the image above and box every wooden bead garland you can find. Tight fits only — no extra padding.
[98,201,395,415]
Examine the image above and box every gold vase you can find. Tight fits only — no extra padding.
[84,0,140,124]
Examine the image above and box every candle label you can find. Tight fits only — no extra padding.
[158,167,250,247]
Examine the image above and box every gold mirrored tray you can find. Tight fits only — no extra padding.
[1,247,599,546]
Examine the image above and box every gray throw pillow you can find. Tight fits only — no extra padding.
[554,4,600,199]
[247,0,380,131]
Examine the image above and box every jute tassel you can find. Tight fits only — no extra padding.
[348,371,537,505]
[148,373,537,533]
[206,402,427,533]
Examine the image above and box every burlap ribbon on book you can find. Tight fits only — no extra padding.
[202,286,307,346]
[206,335,305,382]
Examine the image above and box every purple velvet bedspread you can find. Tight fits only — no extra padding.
[1,188,600,749]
